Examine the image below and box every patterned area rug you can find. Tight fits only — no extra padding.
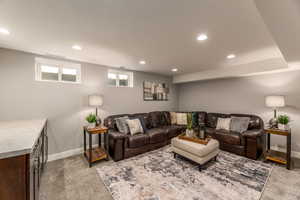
[97,146,272,200]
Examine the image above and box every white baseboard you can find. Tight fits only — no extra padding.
[271,145,300,159]
[48,144,300,162]
[48,144,99,162]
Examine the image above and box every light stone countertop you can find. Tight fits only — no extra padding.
[0,119,47,159]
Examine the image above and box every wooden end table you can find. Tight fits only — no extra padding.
[264,128,291,170]
[83,126,109,167]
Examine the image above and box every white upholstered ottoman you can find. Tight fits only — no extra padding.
[171,137,220,171]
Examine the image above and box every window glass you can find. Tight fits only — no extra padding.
[108,73,117,86]
[62,68,77,82]
[41,65,59,81]
[107,70,133,87]
[35,57,81,84]
[119,74,129,86]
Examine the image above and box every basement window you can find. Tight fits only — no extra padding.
[108,70,133,87]
[35,57,81,84]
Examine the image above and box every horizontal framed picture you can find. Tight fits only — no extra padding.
[143,81,169,101]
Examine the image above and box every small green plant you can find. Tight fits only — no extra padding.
[277,115,290,125]
[187,113,193,130]
[86,113,97,123]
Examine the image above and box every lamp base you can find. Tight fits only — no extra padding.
[96,117,102,127]
[269,118,278,129]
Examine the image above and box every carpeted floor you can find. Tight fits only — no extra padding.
[97,146,273,200]
[39,151,300,200]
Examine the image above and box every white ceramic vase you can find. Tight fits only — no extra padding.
[87,123,96,129]
[186,129,194,137]
[278,124,289,131]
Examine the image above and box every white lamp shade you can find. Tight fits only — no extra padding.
[89,95,103,107]
[265,96,285,108]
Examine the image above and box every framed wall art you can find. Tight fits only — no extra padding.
[143,81,169,101]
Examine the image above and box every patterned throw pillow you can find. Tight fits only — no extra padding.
[230,117,250,133]
[176,113,187,125]
[115,116,129,134]
[216,118,231,131]
[126,119,144,135]
[170,112,177,124]
[131,117,148,132]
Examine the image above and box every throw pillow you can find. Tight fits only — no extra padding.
[115,116,129,134]
[176,113,187,125]
[216,118,231,131]
[170,112,177,124]
[126,119,144,135]
[163,111,171,125]
[131,117,148,132]
[230,117,250,133]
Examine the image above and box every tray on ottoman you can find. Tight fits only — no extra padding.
[178,133,211,145]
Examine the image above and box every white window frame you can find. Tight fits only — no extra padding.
[108,69,133,88]
[35,57,81,84]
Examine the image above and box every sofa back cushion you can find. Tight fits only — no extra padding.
[198,112,207,126]
[191,112,198,128]
[149,111,164,128]
[207,113,231,128]
[230,114,263,130]
[162,111,171,125]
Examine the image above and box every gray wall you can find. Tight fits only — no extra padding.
[0,48,178,155]
[2,47,299,156]
[178,71,300,152]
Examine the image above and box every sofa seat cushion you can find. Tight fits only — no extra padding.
[215,130,241,145]
[164,125,185,138]
[146,128,167,144]
[128,134,149,148]
[171,137,219,157]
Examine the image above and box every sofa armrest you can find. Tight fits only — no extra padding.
[108,130,127,161]
[108,130,127,140]
[242,129,263,139]
[242,129,264,160]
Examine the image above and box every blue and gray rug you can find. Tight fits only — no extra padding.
[97,146,272,200]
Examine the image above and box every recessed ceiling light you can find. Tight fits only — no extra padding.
[227,54,236,59]
[197,34,208,41]
[172,68,178,72]
[139,60,146,65]
[72,45,82,50]
[0,28,10,35]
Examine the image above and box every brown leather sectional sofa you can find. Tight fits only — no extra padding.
[104,111,264,161]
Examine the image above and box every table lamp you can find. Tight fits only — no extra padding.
[265,95,285,128]
[89,95,103,126]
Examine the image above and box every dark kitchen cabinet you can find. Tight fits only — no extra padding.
[0,126,48,200]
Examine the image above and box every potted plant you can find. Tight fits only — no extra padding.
[186,113,194,137]
[86,113,97,129]
[277,115,290,130]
